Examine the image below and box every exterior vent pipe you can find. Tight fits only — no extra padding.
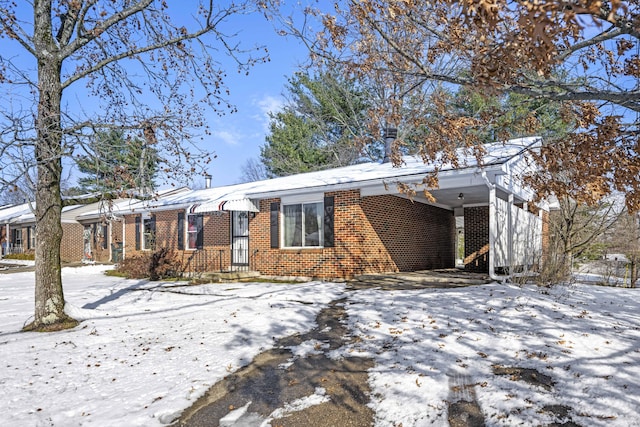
[382,127,397,163]
[204,174,212,189]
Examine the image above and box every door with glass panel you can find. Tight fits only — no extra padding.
[231,211,249,270]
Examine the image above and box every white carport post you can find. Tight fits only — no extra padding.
[508,193,514,272]
[483,172,503,281]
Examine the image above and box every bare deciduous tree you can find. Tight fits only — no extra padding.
[282,0,640,211]
[0,0,272,330]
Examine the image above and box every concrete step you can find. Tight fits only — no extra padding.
[197,271,261,283]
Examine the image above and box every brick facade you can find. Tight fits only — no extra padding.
[463,206,490,273]
[246,190,455,279]
[122,190,457,279]
[125,209,233,273]
[59,222,88,262]
[361,195,455,272]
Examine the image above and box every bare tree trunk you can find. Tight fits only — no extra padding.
[25,1,77,331]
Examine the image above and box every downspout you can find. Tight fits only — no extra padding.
[482,172,506,282]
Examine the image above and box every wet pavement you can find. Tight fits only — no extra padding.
[171,299,374,427]
[171,271,497,426]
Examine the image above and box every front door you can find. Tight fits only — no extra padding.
[231,211,249,270]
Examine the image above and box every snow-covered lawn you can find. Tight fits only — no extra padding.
[0,265,639,426]
[337,283,640,426]
[0,265,345,426]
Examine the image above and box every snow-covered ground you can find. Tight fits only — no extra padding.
[0,265,639,426]
[337,283,640,426]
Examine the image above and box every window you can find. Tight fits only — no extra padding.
[12,229,22,247]
[283,202,323,248]
[142,217,156,250]
[187,214,203,249]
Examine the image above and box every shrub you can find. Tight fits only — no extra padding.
[2,253,35,261]
[115,248,183,280]
[116,254,151,279]
[149,247,182,280]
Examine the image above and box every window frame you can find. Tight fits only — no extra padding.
[186,213,204,250]
[142,216,156,251]
[12,228,23,247]
[281,198,324,249]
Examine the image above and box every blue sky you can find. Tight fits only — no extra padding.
[197,11,310,187]
[1,2,313,190]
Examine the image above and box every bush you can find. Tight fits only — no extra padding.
[2,253,35,261]
[115,248,183,280]
[149,247,182,280]
[116,254,151,279]
[536,252,571,287]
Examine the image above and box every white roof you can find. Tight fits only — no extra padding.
[0,203,33,223]
[1,137,543,221]
[132,136,540,214]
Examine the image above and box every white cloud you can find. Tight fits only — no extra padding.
[253,94,285,133]
[212,129,240,146]
[256,94,284,116]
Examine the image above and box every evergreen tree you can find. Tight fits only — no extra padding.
[261,71,372,177]
[75,130,157,194]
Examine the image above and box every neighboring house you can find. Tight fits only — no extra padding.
[74,190,189,263]
[0,188,190,263]
[119,137,547,280]
[0,203,35,257]
[0,202,93,262]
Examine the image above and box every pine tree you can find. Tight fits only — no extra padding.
[261,71,372,177]
[75,130,157,194]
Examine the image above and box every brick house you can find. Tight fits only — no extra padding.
[0,203,37,257]
[119,137,546,280]
[0,201,124,263]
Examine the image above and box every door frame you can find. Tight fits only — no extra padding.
[231,211,250,269]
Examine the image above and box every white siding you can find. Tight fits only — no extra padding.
[495,198,542,269]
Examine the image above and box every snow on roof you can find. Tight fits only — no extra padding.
[135,137,540,213]
[0,203,33,223]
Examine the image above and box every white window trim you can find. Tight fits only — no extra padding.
[186,213,203,251]
[281,199,324,249]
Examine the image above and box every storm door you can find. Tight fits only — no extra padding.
[231,211,249,270]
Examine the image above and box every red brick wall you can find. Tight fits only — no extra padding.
[250,191,386,279]
[61,223,84,262]
[362,195,455,271]
[464,206,489,273]
[124,209,232,273]
[251,191,455,279]
[121,192,456,279]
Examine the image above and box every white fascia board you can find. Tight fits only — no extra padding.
[117,202,192,216]
[280,193,325,205]
[391,192,455,211]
